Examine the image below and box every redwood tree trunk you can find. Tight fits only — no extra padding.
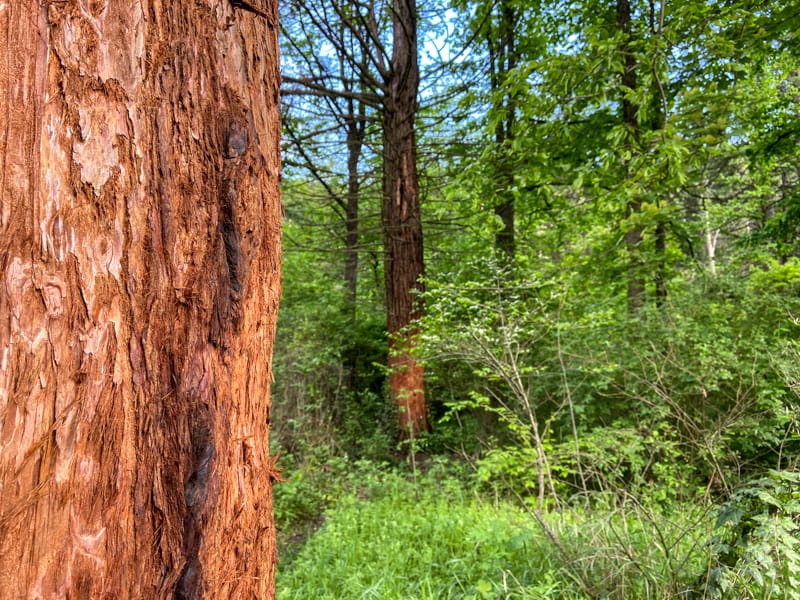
[0,1,282,598]
[383,0,429,437]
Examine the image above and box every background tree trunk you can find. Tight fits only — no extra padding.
[0,1,281,598]
[342,71,368,394]
[617,0,646,312]
[489,0,518,260]
[383,0,429,438]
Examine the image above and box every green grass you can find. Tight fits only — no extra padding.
[277,478,562,598]
[275,465,712,599]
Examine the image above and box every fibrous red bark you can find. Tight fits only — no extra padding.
[383,0,429,437]
[0,1,281,597]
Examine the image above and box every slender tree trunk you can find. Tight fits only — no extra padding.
[383,0,429,437]
[704,208,720,275]
[0,1,282,597]
[341,36,370,396]
[342,41,369,313]
[651,102,668,308]
[344,116,364,309]
[650,0,668,309]
[654,219,667,307]
[343,109,366,393]
[618,0,645,312]
[491,0,518,260]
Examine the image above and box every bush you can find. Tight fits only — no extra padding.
[706,469,800,599]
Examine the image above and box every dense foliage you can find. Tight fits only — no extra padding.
[275,0,800,597]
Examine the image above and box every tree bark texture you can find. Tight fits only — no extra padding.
[383,0,428,437]
[0,1,281,598]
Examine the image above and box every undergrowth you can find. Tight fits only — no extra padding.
[275,459,717,599]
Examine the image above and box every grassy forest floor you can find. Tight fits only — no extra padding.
[272,446,798,599]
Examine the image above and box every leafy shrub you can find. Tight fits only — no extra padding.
[706,469,800,599]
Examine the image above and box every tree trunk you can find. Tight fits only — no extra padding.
[617,0,645,312]
[343,106,366,394]
[649,2,668,309]
[490,0,518,260]
[0,1,282,598]
[342,35,370,315]
[344,115,365,310]
[654,219,668,307]
[383,0,429,437]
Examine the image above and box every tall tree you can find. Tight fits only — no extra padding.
[617,0,646,312]
[647,0,669,307]
[281,1,378,313]
[281,0,380,397]
[487,0,520,259]
[384,0,429,436]
[0,1,282,597]
[281,0,429,436]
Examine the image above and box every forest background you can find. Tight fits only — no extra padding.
[273,0,800,597]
